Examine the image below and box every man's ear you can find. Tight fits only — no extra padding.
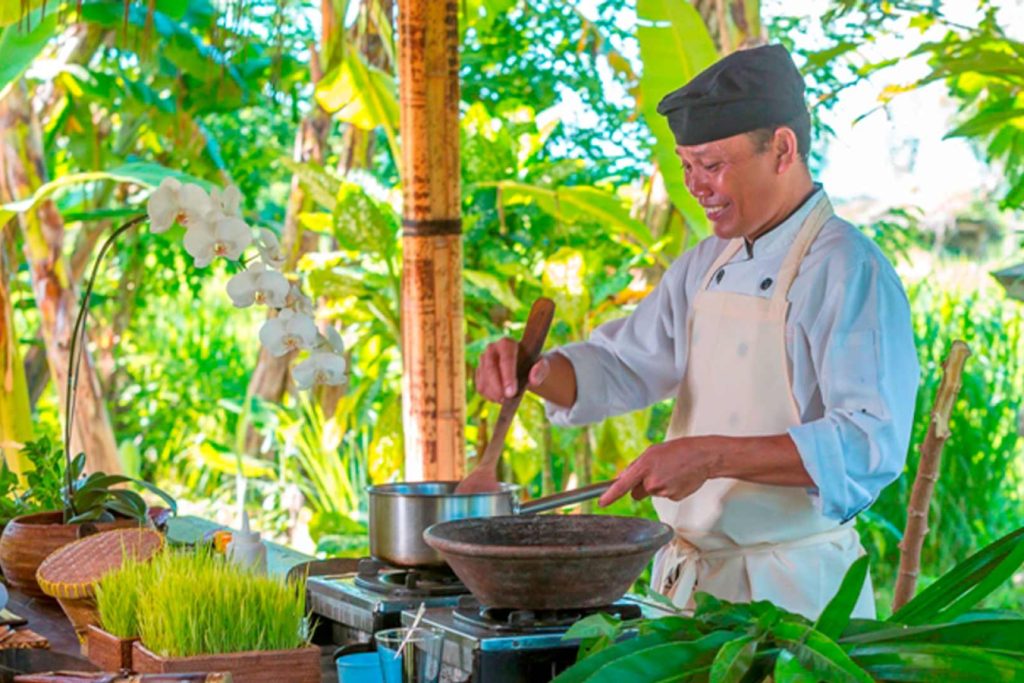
[773,126,800,174]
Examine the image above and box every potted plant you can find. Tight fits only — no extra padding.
[104,549,318,682]
[0,437,176,598]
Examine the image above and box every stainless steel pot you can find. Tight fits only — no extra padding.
[368,480,614,567]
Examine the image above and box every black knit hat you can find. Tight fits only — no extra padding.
[656,44,810,147]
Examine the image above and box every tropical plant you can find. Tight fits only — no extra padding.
[554,526,1024,682]
[11,436,177,524]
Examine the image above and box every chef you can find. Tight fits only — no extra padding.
[474,44,919,619]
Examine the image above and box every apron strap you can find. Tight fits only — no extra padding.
[699,239,745,291]
[654,524,857,601]
[770,194,834,304]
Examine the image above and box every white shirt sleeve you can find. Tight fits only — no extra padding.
[787,243,919,523]
[545,253,700,426]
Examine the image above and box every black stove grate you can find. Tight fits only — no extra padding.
[453,595,643,634]
[353,558,468,598]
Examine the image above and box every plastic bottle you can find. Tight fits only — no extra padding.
[226,510,268,574]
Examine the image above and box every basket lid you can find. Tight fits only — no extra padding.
[36,528,165,600]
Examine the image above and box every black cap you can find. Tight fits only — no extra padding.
[656,44,810,147]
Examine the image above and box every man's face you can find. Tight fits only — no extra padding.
[676,133,781,241]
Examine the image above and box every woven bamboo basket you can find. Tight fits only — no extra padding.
[35,528,164,643]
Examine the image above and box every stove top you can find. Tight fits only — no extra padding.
[452,596,643,634]
[354,558,467,598]
[306,558,469,637]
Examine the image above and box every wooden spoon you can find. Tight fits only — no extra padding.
[456,298,555,494]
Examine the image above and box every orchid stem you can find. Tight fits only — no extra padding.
[63,214,146,522]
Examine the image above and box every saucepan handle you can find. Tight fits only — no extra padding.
[516,480,616,515]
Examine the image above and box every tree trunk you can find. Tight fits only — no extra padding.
[397,0,465,481]
[0,83,121,475]
[694,0,765,53]
[0,223,34,474]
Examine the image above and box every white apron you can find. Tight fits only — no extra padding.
[651,195,875,620]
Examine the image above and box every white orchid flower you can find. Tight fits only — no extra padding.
[285,284,315,315]
[147,178,213,233]
[323,326,345,354]
[182,215,253,268]
[256,228,287,269]
[259,309,318,357]
[209,185,244,218]
[293,350,347,390]
[226,262,290,308]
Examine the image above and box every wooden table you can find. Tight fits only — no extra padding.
[1,516,341,682]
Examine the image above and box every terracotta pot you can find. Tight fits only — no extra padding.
[0,511,139,598]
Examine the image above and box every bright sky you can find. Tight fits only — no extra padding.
[764,0,1016,216]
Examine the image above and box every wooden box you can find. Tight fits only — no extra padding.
[85,624,137,671]
[132,641,321,682]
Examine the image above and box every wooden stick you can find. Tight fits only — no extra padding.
[892,340,971,612]
[31,675,227,682]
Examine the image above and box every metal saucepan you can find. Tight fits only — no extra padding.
[423,514,674,609]
[368,480,614,567]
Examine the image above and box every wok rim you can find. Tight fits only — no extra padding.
[423,514,674,560]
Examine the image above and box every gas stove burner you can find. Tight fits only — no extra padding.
[452,595,644,634]
[354,558,468,598]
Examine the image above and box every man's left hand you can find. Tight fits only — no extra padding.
[599,436,719,507]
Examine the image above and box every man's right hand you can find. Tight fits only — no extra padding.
[475,338,552,402]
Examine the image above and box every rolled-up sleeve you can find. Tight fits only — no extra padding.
[788,255,919,522]
[546,257,695,427]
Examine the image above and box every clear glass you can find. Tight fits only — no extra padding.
[374,627,444,683]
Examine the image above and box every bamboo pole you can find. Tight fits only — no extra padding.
[892,340,971,612]
[396,0,465,480]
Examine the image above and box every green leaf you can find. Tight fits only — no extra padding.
[581,631,741,683]
[774,649,821,682]
[771,621,872,683]
[493,182,660,257]
[946,108,1024,139]
[315,48,400,164]
[842,619,1024,653]
[70,452,87,478]
[0,9,57,98]
[850,642,1024,682]
[0,162,207,227]
[815,556,869,639]
[710,635,758,683]
[636,0,715,237]
[552,624,698,683]
[133,478,178,514]
[464,269,523,311]
[889,526,1024,625]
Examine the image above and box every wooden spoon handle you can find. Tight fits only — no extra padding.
[478,298,555,471]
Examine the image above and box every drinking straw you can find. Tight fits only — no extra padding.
[395,602,427,660]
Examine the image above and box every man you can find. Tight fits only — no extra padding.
[474,44,919,619]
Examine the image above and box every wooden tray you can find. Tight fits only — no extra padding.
[132,642,320,683]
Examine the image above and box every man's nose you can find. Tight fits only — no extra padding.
[685,170,710,199]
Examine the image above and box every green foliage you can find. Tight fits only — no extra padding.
[95,553,151,638]
[556,529,1024,682]
[100,548,309,655]
[7,437,177,525]
[864,270,1024,614]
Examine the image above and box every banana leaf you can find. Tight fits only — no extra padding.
[816,556,870,639]
[849,642,1024,682]
[551,630,736,683]
[841,619,1024,653]
[889,526,1024,625]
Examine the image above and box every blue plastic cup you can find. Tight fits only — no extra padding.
[336,650,383,683]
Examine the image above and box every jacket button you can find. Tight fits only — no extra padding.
[760,277,773,290]
[715,268,725,284]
